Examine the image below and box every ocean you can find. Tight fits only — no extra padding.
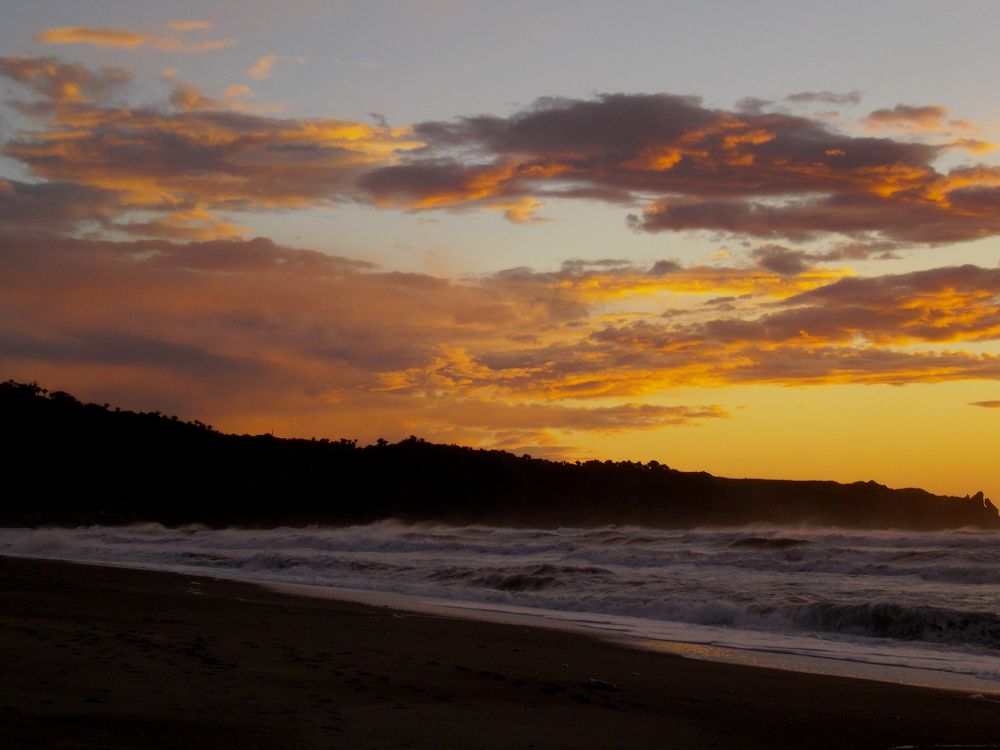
[3,522,999,693]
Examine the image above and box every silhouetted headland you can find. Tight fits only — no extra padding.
[2,379,997,530]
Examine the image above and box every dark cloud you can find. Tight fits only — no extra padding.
[946,186,1000,212]
[0,328,259,377]
[360,160,517,205]
[735,97,773,113]
[751,245,814,276]
[816,240,903,262]
[789,264,1000,307]
[368,93,938,203]
[0,179,120,234]
[558,258,632,274]
[970,400,1000,409]
[630,187,1000,244]
[649,259,683,275]
[359,92,1000,245]
[786,90,862,106]
[747,242,901,274]
[413,94,713,156]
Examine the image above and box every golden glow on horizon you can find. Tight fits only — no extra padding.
[586,382,1000,502]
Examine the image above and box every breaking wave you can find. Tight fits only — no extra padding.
[792,602,1000,649]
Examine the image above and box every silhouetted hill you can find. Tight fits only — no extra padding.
[2,379,997,530]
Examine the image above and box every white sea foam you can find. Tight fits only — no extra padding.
[3,522,999,690]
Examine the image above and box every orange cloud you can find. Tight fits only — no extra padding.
[403,265,1000,399]
[864,104,957,132]
[35,27,148,49]
[35,25,233,53]
[787,267,1000,343]
[0,56,129,103]
[168,20,214,31]
[502,259,851,305]
[1,231,999,441]
[224,84,253,99]
[0,57,421,239]
[117,206,248,240]
[248,54,303,80]
[949,138,997,154]
[248,54,277,79]
[486,197,547,224]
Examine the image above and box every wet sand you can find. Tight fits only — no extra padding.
[2,555,998,749]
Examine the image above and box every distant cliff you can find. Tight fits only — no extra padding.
[2,379,997,530]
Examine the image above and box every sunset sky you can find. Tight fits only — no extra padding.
[2,0,999,501]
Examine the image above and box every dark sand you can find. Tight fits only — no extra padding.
[2,556,998,749]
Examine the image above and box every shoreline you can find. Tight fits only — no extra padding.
[6,547,1000,697]
[263,579,1000,696]
[3,555,1000,749]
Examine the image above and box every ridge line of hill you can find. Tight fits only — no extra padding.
[2,379,996,530]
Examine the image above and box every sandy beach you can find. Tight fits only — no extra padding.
[2,555,998,750]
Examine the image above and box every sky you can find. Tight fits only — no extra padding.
[1,0,999,502]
